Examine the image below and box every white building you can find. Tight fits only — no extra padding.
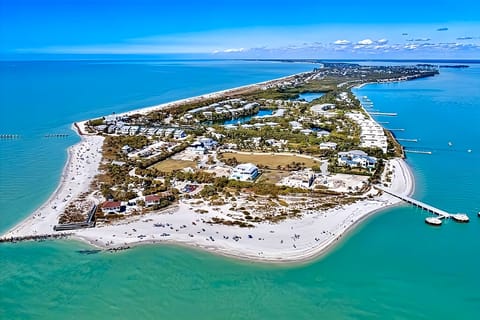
[337,150,377,169]
[229,163,259,181]
[319,142,338,150]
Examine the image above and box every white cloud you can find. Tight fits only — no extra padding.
[334,39,351,45]
[377,39,388,44]
[222,48,245,53]
[357,39,374,45]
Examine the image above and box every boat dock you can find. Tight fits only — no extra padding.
[369,112,398,116]
[397,138,418,142]
[374,185,451,218]
[404,149,432,155]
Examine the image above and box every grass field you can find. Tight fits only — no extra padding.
[257,170,291,184]
[151,159,196,172]
[220,152,319,169]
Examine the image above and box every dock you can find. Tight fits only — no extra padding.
[369,112,398,116]
[44,134,69,138]
[0,134,20,139]
[404,149,432,155]
[397,138,418,142]
[374,185,450,218]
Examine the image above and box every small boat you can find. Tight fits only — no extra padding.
[451,213,470,223]
[448,141,452,146]
[425,217,442,226]
[477,211,480,218]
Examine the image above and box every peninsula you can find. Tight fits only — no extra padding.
[2,63,436,262]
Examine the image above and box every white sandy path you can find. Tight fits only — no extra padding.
[72,158,414,263]
[3,129,104,238]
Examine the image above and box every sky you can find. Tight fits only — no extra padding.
[0,0,479,59]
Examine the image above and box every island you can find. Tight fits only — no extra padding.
[2,63,437,262]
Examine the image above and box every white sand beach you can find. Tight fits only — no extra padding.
[70,158,414,263]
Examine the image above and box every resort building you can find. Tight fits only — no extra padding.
[337,150,377,169]
[346,111,388,153]
[229,163,260,181]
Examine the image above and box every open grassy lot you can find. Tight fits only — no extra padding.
[257,170,291,184]
[151,159,196,172]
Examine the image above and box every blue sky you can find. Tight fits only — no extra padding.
[1,0,479,59]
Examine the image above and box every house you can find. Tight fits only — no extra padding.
[173,129,186,139]
[319,142,338,150]
[121,145,132,154]
[316,130,330,137]
[199,137,217,149]
[101,201,122,214]
[187,143,207,154]
[289,121,303,130]
[145,192,174,207]
[229,163,259,181]
[337,150,377,169]
[145,195,161,207]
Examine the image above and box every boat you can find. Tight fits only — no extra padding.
[451,213,470,223]
[425,217,442,226]
[448,141,452,147]
[477,211,480,218]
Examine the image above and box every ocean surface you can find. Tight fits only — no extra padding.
[1,60,479,319]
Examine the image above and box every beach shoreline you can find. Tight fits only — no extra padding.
[67,157,414,264]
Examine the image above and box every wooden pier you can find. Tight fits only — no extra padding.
[374,186,450,218]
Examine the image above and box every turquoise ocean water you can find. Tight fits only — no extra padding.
[1,60,479,319]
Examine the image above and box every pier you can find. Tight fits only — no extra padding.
[374,186,450,218]
[44,134,69,138]
[404,149,432,155]
[0,134,20,139]
[387,128,405,132]
[369,112,398,116]
[397,138,418,142]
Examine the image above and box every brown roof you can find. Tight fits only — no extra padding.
[101,201,121,209]
[145,195,160,202]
